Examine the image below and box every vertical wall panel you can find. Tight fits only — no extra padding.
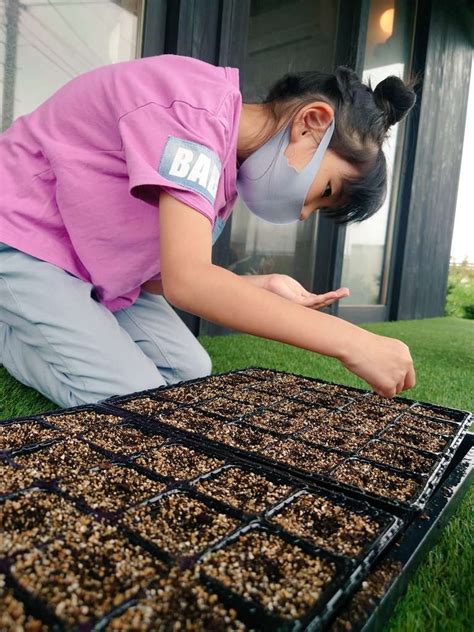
[395,0,471,319]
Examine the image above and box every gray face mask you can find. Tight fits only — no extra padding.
[236,117,335,224]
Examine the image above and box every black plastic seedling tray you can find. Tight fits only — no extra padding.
[328,431,474,632]
[99,367,472,514]
[1,397,405,631]
[1,367,472,631]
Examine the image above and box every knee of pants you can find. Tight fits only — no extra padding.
[173,345,212,384]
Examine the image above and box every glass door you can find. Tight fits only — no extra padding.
[338,0,417,321]
[227,0,340,291]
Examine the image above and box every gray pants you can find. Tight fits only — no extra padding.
[0,242,212,409]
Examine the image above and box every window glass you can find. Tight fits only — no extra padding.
[228,0,339,290]
[340,0,416,305]
[1,0,143,131]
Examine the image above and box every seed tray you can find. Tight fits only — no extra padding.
[184,459,402,566]
[56,462,168,514]
[1,368,471,629]
[0,472,401,630]
[1,491,168,629]
[0,404,405,631]
[117,398,463,513]
[357,439,437,475]
[99,367,472,513]
[0,417,62,456]
[0,438,110,498]
[194,519,387,632]
[102,567,249,631]
[38,403,133,434]
[191,463,296,515]
[0,572,48,632]
[328,432,474,632]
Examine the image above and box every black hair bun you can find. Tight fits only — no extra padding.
[373,75,417,127]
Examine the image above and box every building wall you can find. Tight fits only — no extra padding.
[393,0,472,320]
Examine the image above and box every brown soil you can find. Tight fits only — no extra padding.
[198,528,336,620]
[42,410,125,434]
[298,425,368,452]
[341,402,399,424]
[262,439,346,474]
[266,398,313,416]
[204,423,277,453]
[0,574,47,632]
[329,559,402,631]
[13,439,108,481]
[0,421,61,452]
[194,466,293,514]
[1,490,84,556]
[333,460,419,501]
[396,413,456,436]
[410,404,460,422]
[251,382,312,399]
[1,462,39,496]
[196,396,259,419]
[82,425,168,455]
[134,443,224,481]
[268,491,381,557]
[243,409,308,435]
[117,397,179,417]
[362,393,410,412]
[323,411,387,436]
[205,373,262,387]
[58,463,166,512]
[156,407,224,436]
[316,383,364,399]
[10,515,165,626]
[121,492,238,557]
[359,440,436,474]
[381,424,448,453]
[156,383,225,404]
[226,386,287,408]
[295,389,352,409]
[107,568,246,631]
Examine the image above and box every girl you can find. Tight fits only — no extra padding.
[0,54,417,409]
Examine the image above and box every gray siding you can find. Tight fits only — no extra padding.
[394,0,472,320]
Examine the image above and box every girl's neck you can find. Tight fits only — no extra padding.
[237,102,277,164]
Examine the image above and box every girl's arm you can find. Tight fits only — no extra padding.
[159,191,415,397]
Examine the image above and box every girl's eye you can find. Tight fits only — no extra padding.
[322,183,332,198]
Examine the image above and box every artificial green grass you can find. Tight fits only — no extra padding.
[0,316,473,631]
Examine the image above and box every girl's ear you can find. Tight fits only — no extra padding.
[303,102,334,135]
[290,102,334,143]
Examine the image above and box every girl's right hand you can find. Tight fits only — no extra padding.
[340,330,416,397]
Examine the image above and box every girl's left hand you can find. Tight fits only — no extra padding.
[264,273,350,309]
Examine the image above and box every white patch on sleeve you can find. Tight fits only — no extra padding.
[159,136,222,205]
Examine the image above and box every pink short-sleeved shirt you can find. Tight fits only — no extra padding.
[0,54,242,311]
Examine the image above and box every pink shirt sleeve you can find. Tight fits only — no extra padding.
[118,100,230,226]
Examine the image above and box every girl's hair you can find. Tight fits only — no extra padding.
[263,66,420,223]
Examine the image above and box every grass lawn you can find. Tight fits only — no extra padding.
[1,316,473,631]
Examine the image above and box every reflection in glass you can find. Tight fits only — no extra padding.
[228,0,339,291]
[1,0,143,130]
[340,0,415,305]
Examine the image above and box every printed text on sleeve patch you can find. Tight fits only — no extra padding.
[158,136,222,205]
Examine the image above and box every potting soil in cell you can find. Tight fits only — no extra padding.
[0,367,471,630]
